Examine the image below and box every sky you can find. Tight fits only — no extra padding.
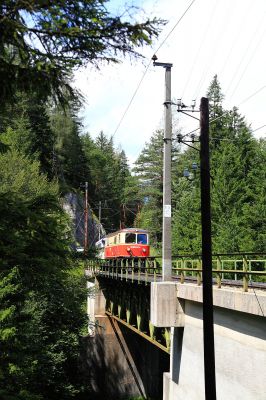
[74,0,266,165]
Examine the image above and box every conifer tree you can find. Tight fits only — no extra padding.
[0,149,88,399]
[133,129,180,245]
[0,91,55,179]
[0,1,163,105]
[82,132,131,232]
[133,130,164,243]
[135,76,265,254]
[50,104,90,192]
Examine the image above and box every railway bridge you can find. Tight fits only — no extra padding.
[85,253,266,400]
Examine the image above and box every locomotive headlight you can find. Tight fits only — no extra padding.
[142,248,146,252]
[127,247,131,252]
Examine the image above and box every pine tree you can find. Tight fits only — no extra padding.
[133,130,163,243]
[133,129,180,245]
[0,149,88,399]
[172,145,201,254]
[82,132,131,232]
[0,91,55,179]
[50,104,90,192]
[195,75,266,253]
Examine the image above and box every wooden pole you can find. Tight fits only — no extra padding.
[200,97,217,400]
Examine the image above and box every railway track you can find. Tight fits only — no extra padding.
[89,267,266,291]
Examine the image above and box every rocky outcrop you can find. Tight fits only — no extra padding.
[63,192,105,250]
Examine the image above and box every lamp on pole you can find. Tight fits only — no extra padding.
[153,55,173,281]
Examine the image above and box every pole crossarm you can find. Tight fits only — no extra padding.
[179,110,200,120]
[153,61,173,69]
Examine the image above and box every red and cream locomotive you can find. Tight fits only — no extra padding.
[96,228,150,259]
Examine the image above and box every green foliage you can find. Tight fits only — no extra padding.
[171,143,201,254]
[0,91,55,179]
[0,0,163,104]
[133,130,180,245]
[0,149,88,399]
[207,77,266,252]
[133,130,164,243]
[172,177,201,254]
[134,76,265,255]
[0,149,58,199]
[50,104,90,192]
[82,131,131,232]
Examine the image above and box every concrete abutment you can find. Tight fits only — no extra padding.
[151,282,266,400]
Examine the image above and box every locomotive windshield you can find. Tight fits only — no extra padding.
[137,233,147,244]
[125,232,147,244]
[125,233,136,243]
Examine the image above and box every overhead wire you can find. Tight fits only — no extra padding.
[112,62,151,137]
[178,84,266,142]
[217,3,249,76]
[238,84,266,106]
[153,0,196,54]
[181,0,218,99]
[228,23,266,102]
[252,124,266,133]
[111,1,265,147]
[179,110,231,141]
[179,0,266,129]
[193,0,232,99]
[194,0,265,105]
[225,5,266,97]
[112,0,197,137]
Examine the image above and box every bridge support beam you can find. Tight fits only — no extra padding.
[86,277,170,399]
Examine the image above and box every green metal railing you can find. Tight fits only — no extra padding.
[171,253,266,292]
[86,253,266,291]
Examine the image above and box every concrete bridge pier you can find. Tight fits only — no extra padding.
[151,281,266,400]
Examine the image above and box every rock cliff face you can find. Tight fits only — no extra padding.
[63,193,105,250]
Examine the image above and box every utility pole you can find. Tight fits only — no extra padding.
[98,200,101,240]
[84,181,88,256]
[120,203,126,229]
[153,55,173,281]
[200,97,217,400]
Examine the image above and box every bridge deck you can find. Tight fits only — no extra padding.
[86,252,266,292]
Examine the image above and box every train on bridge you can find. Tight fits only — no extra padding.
[95,228,150,261]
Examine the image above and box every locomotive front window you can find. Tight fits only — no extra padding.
[137,234,147,244]
[125,233,136,243]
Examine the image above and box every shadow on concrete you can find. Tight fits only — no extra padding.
[185,301,265,341]
[118,323,170,400]
[81,316,169,400]
[171,327,184,384]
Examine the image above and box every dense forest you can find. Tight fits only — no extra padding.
[0,1,265,400]
[0,1,162,399]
